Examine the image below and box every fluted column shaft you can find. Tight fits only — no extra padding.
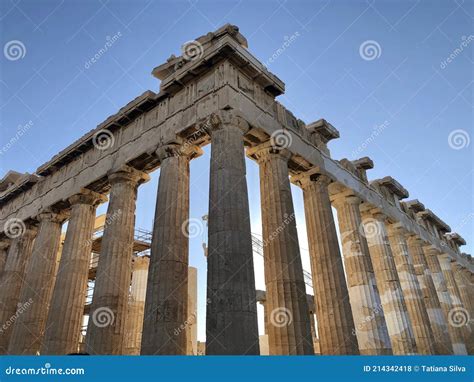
[0,239,9,275]
[0,227,36,354]
[206,115,259,355]
[424,246,467,355]
[41,190,105,354]
[387,225,434,354]
[8,210,67,354]
[126,256,149,355]
[452,264,474,354]
[299,174,358,354]
[141,144,198,355]
[407,236,452,354]
[253,145,313,355]
[362,212,416,354]
[85,166,148,355]
[438,254,471,353]
[333,195,392,355]
[259,299,269,335]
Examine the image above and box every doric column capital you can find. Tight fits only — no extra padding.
[202,110,249,135]
[386,222,408,237]
[132,255,149,271]
[247,141,292,163]
[438,252,454,262]
[255,289,266,304]
[332,193,361,208]
[37,208,69,224]
[68,189,107,207]
[364,208,387,223]
[406,233,425,246]
[423,245,440,256]
[108,165,150,186]
[292,171,332,190]
[155,143,182,161]
[155,142,203,162]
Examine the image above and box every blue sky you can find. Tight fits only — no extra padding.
[1,0,472,342]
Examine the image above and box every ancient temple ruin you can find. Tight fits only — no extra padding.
[0,24,472,356]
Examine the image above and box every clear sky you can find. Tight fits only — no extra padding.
[1,0,472,342]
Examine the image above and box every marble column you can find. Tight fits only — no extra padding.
[332,195,392,355]
[387,224,435,354]
[256,290,269,336]
[361,211,416,354]
[186,266,198,355]
[424,246,467,355]
[141,143,200,355]
[406,235,453,354]
[251,143,314,355]
[41,190,106,355]
[298,174,358,354]
[452,263,474,354]
[205,113,259,355]
[0,239,10,275]
[125,255,149,355]
[0,226,36,354]
[438,253,471,354]
[8,209,67,355]
[85,166,149,355]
